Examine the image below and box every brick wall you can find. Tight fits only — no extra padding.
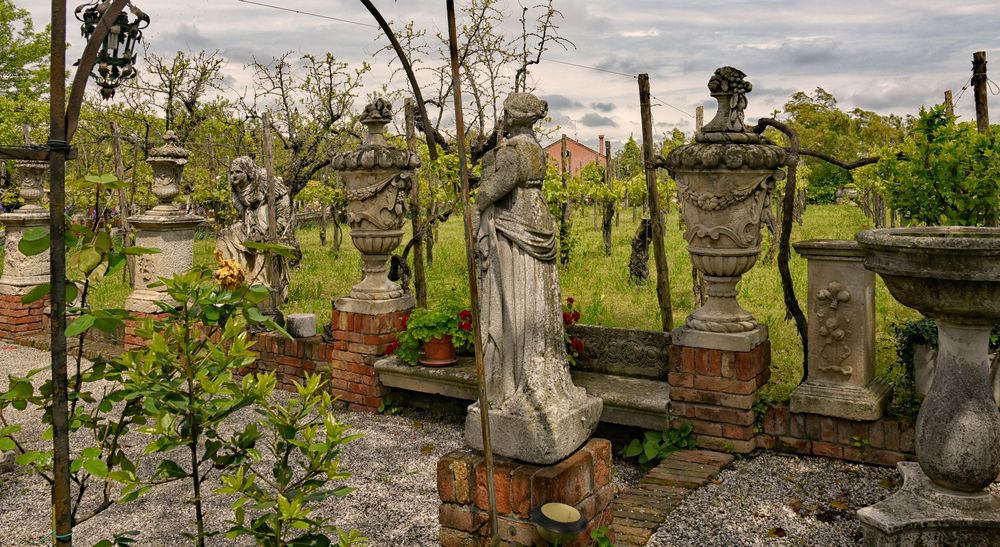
[0,293,47,340]
[245,333,329,393]
[437,439,616,547]
[758,405,915,465]
[668,341,770,453]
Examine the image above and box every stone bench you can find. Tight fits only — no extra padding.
[375,324,671,430]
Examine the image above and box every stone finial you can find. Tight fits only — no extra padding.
[148,130,189,160]
[703,66,753,134]
[360,98,393,124]
[147,131,190,212]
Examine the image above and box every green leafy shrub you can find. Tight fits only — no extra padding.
[882,105,1000,226]
[218,373,365,546]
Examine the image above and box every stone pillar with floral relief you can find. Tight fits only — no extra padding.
[0,160,50,339]
[790,240,890,420]
[124,131,202,315]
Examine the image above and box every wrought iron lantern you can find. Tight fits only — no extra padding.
[75,0,149,99]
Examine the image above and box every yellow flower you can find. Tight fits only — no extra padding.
[214,249,247,290]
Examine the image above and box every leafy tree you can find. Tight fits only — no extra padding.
[879,105,1000,226]
[248,52,370,199]
[0,0,48,98]
[774,88,903,203]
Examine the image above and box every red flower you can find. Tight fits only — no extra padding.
[459,321,472,332]
[401,315,409,329]
[570,337,585,354]
[562,312,572,326]
[459,309,472,320]
[566,296,575,305]
[571,310,581,322]
[385,341,399,355]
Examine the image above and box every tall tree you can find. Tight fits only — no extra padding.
[0,0,48,98]
[247,52,369,198]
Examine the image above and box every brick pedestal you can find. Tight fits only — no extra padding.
[246,333,330,393]
[668,331,770,453]
[328,308,407,412]
[0,292,47,340]
[124,312,170,349]
[437,439,615,547]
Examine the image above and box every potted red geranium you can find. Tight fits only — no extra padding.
[390,301,474,366]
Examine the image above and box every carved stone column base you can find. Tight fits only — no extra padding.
[125,212,201,315]
[124,290,176,315]
[790,378,891,421]
[859,462,1000,546]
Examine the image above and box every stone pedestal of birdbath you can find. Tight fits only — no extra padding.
[856,227,1000,545]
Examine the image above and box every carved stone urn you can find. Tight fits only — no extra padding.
[856,227,1000,544]
[14,160,47,210]
[666,67,788,333]
[331,99,420,312]
[146,130,188,215]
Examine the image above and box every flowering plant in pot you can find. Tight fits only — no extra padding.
[388,301,474,366]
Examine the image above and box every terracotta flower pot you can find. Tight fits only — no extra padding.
[420,334,457,367]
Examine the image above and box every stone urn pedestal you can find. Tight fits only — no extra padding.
[0,160,50,339]
[856,227,1000,545]
[125,133,202,314]
[331,99,419,316]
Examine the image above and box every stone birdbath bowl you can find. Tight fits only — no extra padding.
[856,226,1000,543]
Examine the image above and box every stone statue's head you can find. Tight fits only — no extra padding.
[503,93,548,130]
[229,156,257,190]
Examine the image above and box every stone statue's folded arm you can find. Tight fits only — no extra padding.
[476,145,524,213]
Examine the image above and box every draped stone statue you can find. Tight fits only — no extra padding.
[216,156,297,302]
[464,93,602,465]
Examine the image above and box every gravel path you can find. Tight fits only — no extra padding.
[0,344,641,546]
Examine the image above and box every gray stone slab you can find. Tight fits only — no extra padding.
[671,325,768,353]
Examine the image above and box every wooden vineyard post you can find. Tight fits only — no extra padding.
[638,73,674,331]
[973,51,989,133]
[404,98,427,308]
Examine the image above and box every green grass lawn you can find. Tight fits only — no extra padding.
[41,203,921,407]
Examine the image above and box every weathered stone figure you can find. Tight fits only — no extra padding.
[216,156,296,301]
[465,93,602,464]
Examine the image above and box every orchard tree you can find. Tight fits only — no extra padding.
[248,52,369,198]
[0,0,48,98]
[773,88,903,203]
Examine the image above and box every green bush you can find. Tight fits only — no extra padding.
[882,105,1000,226]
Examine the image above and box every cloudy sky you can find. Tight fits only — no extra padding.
[20,0,1000,152]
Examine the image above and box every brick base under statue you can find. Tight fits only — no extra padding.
[0,293,47,340]
[437,439,615,547]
